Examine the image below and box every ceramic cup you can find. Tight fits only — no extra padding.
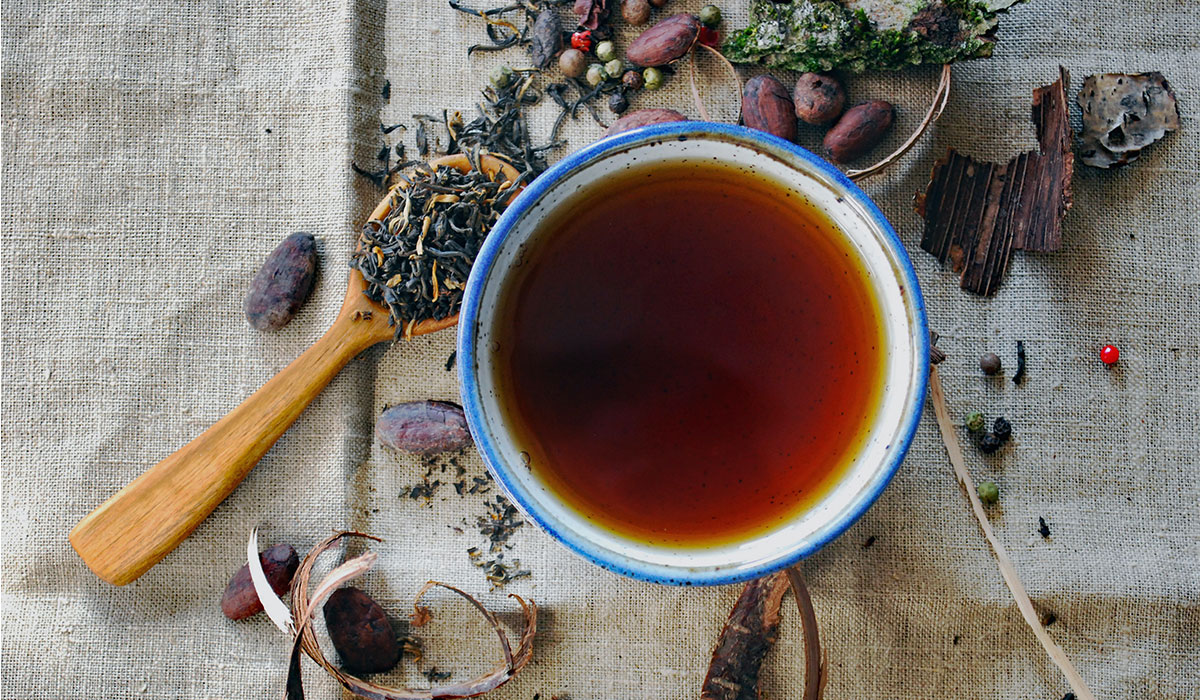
[457,122,929,585]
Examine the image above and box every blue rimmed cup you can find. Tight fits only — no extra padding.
[457,122,928,586]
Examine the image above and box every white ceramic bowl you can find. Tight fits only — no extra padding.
[458,122,929,585]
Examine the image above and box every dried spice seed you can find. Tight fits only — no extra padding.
[1038,517,1051,539]
[742,74,797,141]
[244,233,318,331]
[793,72,845,125]
[626,13,701,67]
[993,417,1012,442]
[980,352,1002,375]
[221,544,299,620]
[324,587,401,675]
[977,480,999,504]
[559,48,587,77]
[978,433,1003,454]
[377,401,471,455]
[622,0,651,25]
[824,100,894,163]
[1013,340,1027,384]
[965,411,985,433]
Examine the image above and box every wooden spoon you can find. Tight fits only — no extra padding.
[70,154,521,585]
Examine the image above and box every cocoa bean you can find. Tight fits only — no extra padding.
[220,543,299,621]
[605,108,688,136]
[648,0,669,7]
[622,0,651,26]
[626,13,700,67]
[244,232,317,331]
[376,400,471,454]
[324,587,401,675]
[793,72,845,125]
[823,100,895,163]
[528,10,561,69]
[742,74,797,142]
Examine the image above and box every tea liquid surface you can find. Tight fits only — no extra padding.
[494,160,884,546]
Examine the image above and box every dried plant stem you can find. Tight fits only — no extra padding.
[928,367,1097,700]
[848,63,952,182]
[784,566,825,700]
[689,43,743,124]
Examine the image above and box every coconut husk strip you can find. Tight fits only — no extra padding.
[279,530,536,700]
[928,366,1096,700]
[247,527,295,635]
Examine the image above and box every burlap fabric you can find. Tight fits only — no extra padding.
[3,0,1197,696]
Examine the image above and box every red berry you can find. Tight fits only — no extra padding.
[1100,344,1120,365]
[571,30,592,52]
[697,26,720,47]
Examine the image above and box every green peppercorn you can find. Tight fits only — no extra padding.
[965,411,985,432]
[595,40,618,63]
[622,70,644,90]
[489,65,515,89]
[604,59,624,81]
[642,66,664,90]
[699,4,722,27]
[586,63,607,87]
[977,480,999,504]
[559,48,587,78]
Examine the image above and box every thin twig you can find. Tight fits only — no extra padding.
[689,43,742,123]
[928,366,1097,700]
[848,63,952,182]
[785,566,825,700]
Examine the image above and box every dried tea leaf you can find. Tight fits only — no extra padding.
[1076,72,1180,168]
[722,0,1023,73]
[573,0,609,30]
[285,531,537,700]
[916,67,1073,295]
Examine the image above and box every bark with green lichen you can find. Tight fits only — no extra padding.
[722,0,1023,73]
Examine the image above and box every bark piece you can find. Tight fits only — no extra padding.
[701,572,789,700]
[915,67,1072,296]
[1076,72,1180,168]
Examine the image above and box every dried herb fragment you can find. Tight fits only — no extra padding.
[701,573,788,700]
[916,68,1073,295]
[1077,72,1180,168]
[722,0,1022,73]
[574,0,609,30]
[1013,340,1026,384]
[528,9,562,68]
[1038,516,1051,539]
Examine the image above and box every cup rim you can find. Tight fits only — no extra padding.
[458,121,929,586]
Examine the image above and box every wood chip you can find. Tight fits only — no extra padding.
[916,67,1073,295]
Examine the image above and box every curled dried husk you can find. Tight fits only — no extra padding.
[247,530,537,700]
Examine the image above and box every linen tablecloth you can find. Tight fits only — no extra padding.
[3,0,1198,697]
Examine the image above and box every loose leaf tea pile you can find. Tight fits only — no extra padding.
[722,0,1023,73]
[916,67,1073,295]
[350,159,517,337]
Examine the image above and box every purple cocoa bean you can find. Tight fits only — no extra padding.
[376,400,471,454]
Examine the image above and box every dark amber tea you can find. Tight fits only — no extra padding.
[493,160,884,547]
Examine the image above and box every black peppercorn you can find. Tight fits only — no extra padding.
[979,432,1003,454]
[608,91,629,114]
[980,352,1002,375]
[993,417,1012,441]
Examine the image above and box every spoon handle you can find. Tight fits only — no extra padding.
[69,313,386,586]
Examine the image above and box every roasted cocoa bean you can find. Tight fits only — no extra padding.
[605,108,688,135]
[823,100,895,163]
[324,587,401,675]
[221,543,299,621]
[244,232,318,331]
[376,400,471,454]
[742,74,797,142]
[626,13,700,67]
[622,0,651,25]
[528,10,562,69]
[793,72,845,125]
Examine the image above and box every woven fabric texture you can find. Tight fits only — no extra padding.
[2,0,1198,697]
